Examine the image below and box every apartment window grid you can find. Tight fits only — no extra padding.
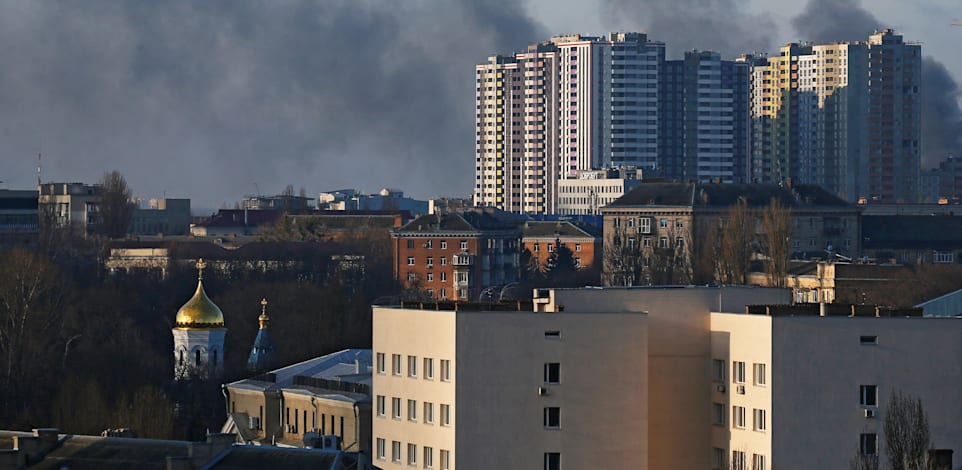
[440,404,451,426]
[753,363,766,386]
[424,358,434,380]
[860,385,878,407]
[732,405,746,429]
[639,217,651,234]
[376,438,386,460]
[408,355,417,377]
[407,256,415,266]
[392,441,402,463]
[460,240,468,250]
[440,359,451,381]
[860,433,878,455]
[376,395,385,417]
[408,443,417,466]
[544,452,561,470]
[752,454,766,470]
[753,408,767,432]
[544,407,561,428]
[392,397,402,420]
[440,450,451,470]
[732,450,746,470]
[424,446,434,469]
[408,399,418,421]
[544,363,560,384]
[392,354,402,376]
[440,240,447,249]
[733,361,746,384]
[376,353,386,374]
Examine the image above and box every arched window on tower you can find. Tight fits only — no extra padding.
[179,350,184,366]
[195,349,201,367]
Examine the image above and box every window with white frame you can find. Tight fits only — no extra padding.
[376,395,385,417]
[440,450,450,470]
[639,217,651,234]
[460,240,468,250]
[543,407,560,428]
[732,450,746,470]
[424,446,434,469]
[934,251,954,263]
[376,438,386,460]
[424,358,434,379]
[408,443,417,466]
[376,353,385,374]
[860,385,878,407]
[408,399,417,421]
[440,256,447,266]
[660,218,668,228]
[752,454,766,470]
[733,361,746,383]
[407,272,416,282]
[392,441,401,462]
[392,397,401,419]
[426,256,434,267]
[424,402,434,424]
[426,273,433,282]
[440,404,451,426]
[544,452,561,470]
[392,354,402,376]
[753,363,766,386]
[544,363,560,384]
[440,359,451,381]
[753,408,767,431]
[732,406,746,428]
[440,240,447,250]
[408,355,417,377]
[407,256,415,265]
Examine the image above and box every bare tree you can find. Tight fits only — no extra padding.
[602,221,644,286]
[99,170,134,239]
[717,200,756,285]
[850,447,880,470]
[884,390,930,470]
[760,197,792,288]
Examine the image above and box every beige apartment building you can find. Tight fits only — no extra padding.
[372,302,649,469]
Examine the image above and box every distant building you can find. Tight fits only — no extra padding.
[319,188,429,215]
[861,215,962,264]
[189,209,283,238]
[172,260,226,381]
[38,182,103,235]
[556,167,642,215]
[243,194,315,211]
[391,209,521,301]
[922,155,962,204]
[130,198,191,236]
[223,348,372,453]
[0,189,39,247]
[521,220,601,270]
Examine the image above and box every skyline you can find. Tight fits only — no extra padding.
[0,0,959,211]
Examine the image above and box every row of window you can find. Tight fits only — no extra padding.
[376,396,452,426]
[376,353,452,381]
[713,404,767,431]
[531,243,583,253]
[406,239,469,251]
[723,450,766,470]
[713,360,766,386]
[407,256,450,267]
[612,216,682,233]
[375,439,450,469]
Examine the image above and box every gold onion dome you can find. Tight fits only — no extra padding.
[174,259,225,329]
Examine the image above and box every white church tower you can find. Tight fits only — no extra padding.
[172,259,226,380]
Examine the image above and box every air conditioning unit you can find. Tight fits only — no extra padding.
[538,387,550,396]
[716,384,726,393]
[736,385,746,395]
[864,408,876,419]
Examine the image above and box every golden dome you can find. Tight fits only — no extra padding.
[174,259,225,329]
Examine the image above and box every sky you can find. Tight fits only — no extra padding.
[0,0,959,212]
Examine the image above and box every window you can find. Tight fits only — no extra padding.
[424,358,434,379]
[544,452,561,470]
[860,335,878,345]
[753,363,766,386]
[425,240,432,249]
[408,355,417,377]
[407,256,415,266]
[392,397,402,419]
[639,217,651,234]
[440,272,447,281]
[392,441,402,463]
[460,240,468,250]
[376,353,386,374]
[376,395,386,417]
[713,359,726,381]
[426,256,434,267]
[545,330,560,338]
[660,218,668,228]
[426,273,433,282]
[860,433,878,455]
[752,454,766,470]
[675,218,683,228]
[424,402,434,424]
[544,407,560,428]
[544,363,560,384]
[934,251,954,263]
[732,406,746,428]
[733,361,746,383]
[753,408,767,431]
[424,446,434,468]
[860,385,878,407]
[407,272,416,282]
[440,257,447,266]
[712,448,726,470]
[406,240,415,249]
[732,451,746,470]
[440,450,450,470]
[408,443,417,466]
[408,399,418,421]
[440,404,451,426]
[533,243,540,252]
[440,359,451,381]
[377,438,386,460]
[440,240,447,249]
[712,403,726,425]
[659,237,668,248]
[392,354,402,376]
[575,243,581,252]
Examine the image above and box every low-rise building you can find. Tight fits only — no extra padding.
[861,215,962,264]
[38,182,102,235]
[319,188,429,215]
[224,349,372,453]
[556,167,642,215]
[130,198,191,236]
[0,189,39,247]
[521,220,601,270]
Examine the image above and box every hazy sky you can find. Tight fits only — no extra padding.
[0,0,959,212]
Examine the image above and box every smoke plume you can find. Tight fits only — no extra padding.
[0,1,544,209]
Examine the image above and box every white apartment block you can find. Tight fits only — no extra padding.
[372,304,648,469]
[556,167,641,215]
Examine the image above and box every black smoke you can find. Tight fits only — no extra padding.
[790,0,962,167]
[0,1,544,210]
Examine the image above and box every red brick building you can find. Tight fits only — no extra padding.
[391,209,521,301]
[522,220,602,270]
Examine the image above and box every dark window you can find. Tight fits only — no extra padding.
[544,452,561,470]
[544,407,560,428]
[195,350,201,367]
[860,433,878,455]
[544,363,560,384]
[545,331,561,338]
[860,385,878,407]
[860,335,878,345]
